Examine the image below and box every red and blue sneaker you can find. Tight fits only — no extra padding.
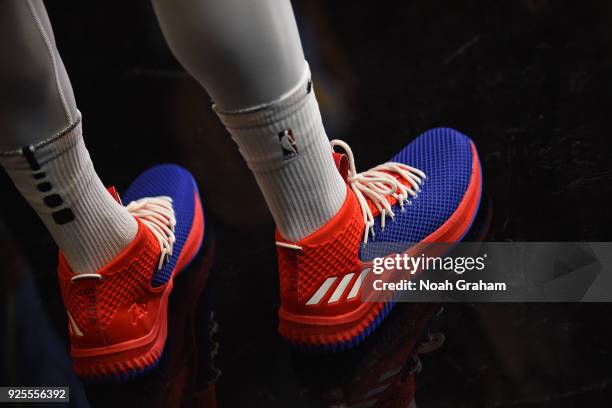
[57,164,205,379]
[275,128,482,350]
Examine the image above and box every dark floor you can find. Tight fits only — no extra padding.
[2,0,612,407]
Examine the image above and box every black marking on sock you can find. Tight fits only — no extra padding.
[278,129,298,160]
[306,79,313,94]
[37,182,52,192]
[44,194,63,208]
[21,145,41,170]
[20,143,76,225]
[52,208,75,225]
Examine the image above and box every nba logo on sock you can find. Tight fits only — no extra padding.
[279,129,298,160]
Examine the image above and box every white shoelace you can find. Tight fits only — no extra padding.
[71,196,176,282]
[330,140,426,244]
[276,140,426,250]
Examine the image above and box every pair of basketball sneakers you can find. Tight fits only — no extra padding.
[57,127,482,380]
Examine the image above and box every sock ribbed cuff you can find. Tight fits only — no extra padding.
[215,64,347,241]
[1,114,138,274]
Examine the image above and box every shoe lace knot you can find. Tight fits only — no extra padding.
[330,140,426,244]
[126,196,176,271]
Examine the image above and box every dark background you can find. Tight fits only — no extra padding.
[1,0,612,407]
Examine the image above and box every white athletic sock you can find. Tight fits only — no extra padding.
[0,114,138,274]
[215,63,347,242]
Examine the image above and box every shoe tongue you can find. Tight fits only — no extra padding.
[106,186,124,205]
[333,152,349,182]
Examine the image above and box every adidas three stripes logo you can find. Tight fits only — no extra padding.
[306,267,372,305]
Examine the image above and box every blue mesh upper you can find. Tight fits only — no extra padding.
[360,128,475,260]
[122,164,199,287]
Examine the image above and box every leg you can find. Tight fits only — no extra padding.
[154,0,483,352]
[0,0,77,150]
[0,0,137,274]
[152,0,347,241]
[151,0,304,111]
[0,0,210,380]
